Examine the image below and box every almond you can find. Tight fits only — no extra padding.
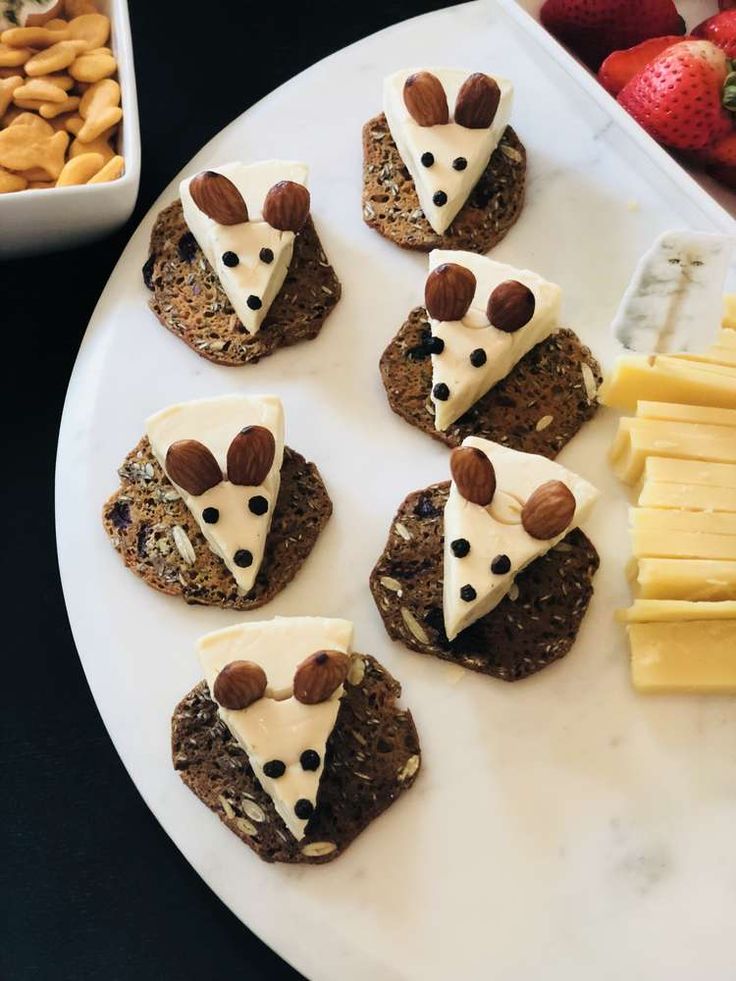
[226,425,275,486]
[403,71,449,126]
[521,480,576,540]
[454,72,500,129]
[450,446,496,506]
[262,180,310,232]
[213,660,267,710]
[487,280,535,333]
[293,649,350,705]
[189,170,248,225]
[165,439,222,496]
[425,263,476,322]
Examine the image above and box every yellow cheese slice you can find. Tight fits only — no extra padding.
[638,481,736,512]
[641,456,736,489]
[636,401,736,427]
[618,599,736,622]
[599,355,736,411]
[672,347,736,368]
[629,621,736,693]
[635,558,736,600]
[631,508,736,536]
[632,529,736,560]
[723,294,736,330]
[610,417,736,484]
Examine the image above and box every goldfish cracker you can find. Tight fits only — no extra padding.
[67,13,110,50]
[12,97,46,110]
[87,153,122,183]
[24,39,86,76]
[17,165,55,180]
[15,78,68,102]
[64,0,98,16]
[0,27,70,48]
[0,126,68,178]
[77,76,120,142]
[34,73,74,91]
[28,180,55,187]
[0,166,27,193]
[56,149,102,185]
[69,48,115,83]
[0,75,22,115]
[69,128,113,161]
[0,43,31,68]
[1,105,23,125]
[45,19,70,32]
[64,112,82,134]
[39,94,79,117]
[9,111,54,134]
[47,110,77,130]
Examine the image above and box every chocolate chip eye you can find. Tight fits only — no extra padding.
[234,549,253,568]
[460,584,476,602]
[433,190,448,206]
[248,495,268,516]
[263,759,286,778]
[421,151,434,167]
[246,295,262,311]
[202,507,219,524]
[300,749,320,771]
[452,157,468,171]
[259,247,274,263]
[470,348,487,367]
[491,554,511,574]
[294,798,314,820]
[426,335,444,355]
[222,251,239,267]
[433,382,450,401]
[451,538,470,558]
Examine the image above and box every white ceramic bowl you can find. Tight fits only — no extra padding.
[0,0,140,258]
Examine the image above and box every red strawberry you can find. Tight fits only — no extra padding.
[540,0,685,70]
[598,35,689,95]
[692,10,736,58]
[618,40,735,149]
[701,131,736,188]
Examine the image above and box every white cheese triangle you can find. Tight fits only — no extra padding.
[443,438,598,640]
[198,616,354,840]
[383,68,513,235]
[180,160,309,335]
[428,250,561,431]
[146,394,284,594]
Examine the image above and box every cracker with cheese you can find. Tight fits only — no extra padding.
[143,162,341,366]
[362,69,526,253]
[172,617,421,864]
[102,395,331,610]
[380,251,602,456]
[370,439,600,681]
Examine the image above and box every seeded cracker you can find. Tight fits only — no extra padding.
[102,437,331,610]
[369,482,599,681]
[172,655,421,864]
[380,308,602,456]
[362,114,526,253]
[143,200,341,366]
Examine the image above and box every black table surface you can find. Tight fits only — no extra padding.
[2,2,460,978]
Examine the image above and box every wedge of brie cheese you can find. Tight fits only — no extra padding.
[428,250,561,431]
[180,161,308,335]
[198,616,354,839]
[146,394,284,594]
[443,438,598,640]
[383,69,512,235]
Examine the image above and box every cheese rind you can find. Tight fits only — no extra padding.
[635,558,736,600]
[443,437,598,639]
[638,481,736,513]
[618,599,736,622]
[428,250,561,431]
[629,621,736,693]
[198,617,354,840]
[180,161,308,335]
[599,354,736,411]
[383,68,513,235]
[146,395,284,594]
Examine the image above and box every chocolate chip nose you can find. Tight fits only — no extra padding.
[433,190,447,206]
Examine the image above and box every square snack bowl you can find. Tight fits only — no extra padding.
[0,0,140,259]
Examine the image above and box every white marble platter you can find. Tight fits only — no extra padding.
[56,2,736,979]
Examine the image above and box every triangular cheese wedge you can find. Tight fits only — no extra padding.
[146,394,284,594]
[180,160,308,335]
[198,616,354,839]
[428,250,561,431]
[383,68,513,235]
[443,438,598,640]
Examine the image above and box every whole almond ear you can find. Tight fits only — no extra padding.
[425,263,476,321]
[487,280,535,333]
[450,446,496,506]
[521,481,576,540]
[403,71,449,126]
[455,73,500,129]
[165,440,222,496]
[293,650,350,704]
[189,171,248,225]
[227,425,276,486]
[262,180,310,232]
